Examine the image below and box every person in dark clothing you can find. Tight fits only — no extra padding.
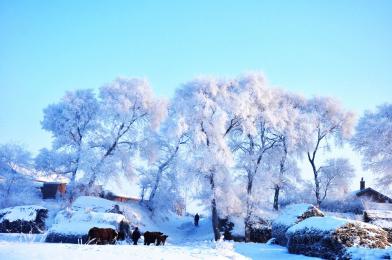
[194,213,200,227]
[131,227,141,245]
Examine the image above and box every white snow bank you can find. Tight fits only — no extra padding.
[48,196,126,235]
[235,243,320,259]
[287,216,348,234]
[346,247,392,260]
[72,196,117,212]
[0,241,250,260]
[50,222,116,235]
[0,205,47,222]
[274,204,314,226]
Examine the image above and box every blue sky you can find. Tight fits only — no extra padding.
[0,0,391,183]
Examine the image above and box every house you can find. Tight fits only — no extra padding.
[35,180,67,199]
[355,178,392,204]
[103,191,142,203]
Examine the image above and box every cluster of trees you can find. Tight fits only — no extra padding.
[0,73,390,241]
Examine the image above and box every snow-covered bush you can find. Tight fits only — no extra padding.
[0,205,48,233]
[46,196,129,243]
[286,216,390,259]
[271,203,324,246]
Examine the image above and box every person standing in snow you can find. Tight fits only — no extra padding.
[194,213,200,227]
[131,227,141,245]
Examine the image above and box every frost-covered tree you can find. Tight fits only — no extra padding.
[304,97,355,206]
[318,158,355,201]
[230,74,282,241]
[0,143,38,207]
[139,106,189,213]
[87,78,167,188]
[351,104,392,187]
[173,77,242,240]
[40,89,99,199]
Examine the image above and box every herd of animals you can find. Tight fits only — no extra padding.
[86,208,199,246]
[87,226,168,246]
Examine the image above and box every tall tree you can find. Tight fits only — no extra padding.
[40,89,98,199]
[173,77,241,240]
[88,78,167,188]
[304,97,355,206]
[140,106,189,212]
[351,104,392,188]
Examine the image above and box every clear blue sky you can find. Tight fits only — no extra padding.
[1,0,391,157]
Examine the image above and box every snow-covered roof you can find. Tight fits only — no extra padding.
[356,188,392,203]
[365,210,392,221]
[287,216,349,234]
[0,205,46,222]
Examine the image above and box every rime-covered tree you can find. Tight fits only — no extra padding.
[87,78,167,188]
[304,97,355,206]
[0,143,38,207]
[139,106,189,213]
[351,104,392,188]
[173,77,241,240]
[318,158,355,201]
[39,89,99,198]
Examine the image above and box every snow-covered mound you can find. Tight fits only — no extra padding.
[0,205,48,233]
[287,216,391,259]
[46,196,129,243]
[272,203,324,246]
[286,216,348,234]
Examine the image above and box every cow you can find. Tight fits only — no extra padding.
[156,234,168,245]
[87,227,118,245]
[143,231,168,246]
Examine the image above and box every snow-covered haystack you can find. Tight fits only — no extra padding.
[46,196,129,244]
[271,203,324,246]
[0,205,48,234]
[286,216,391,259]
[364,210,392,243]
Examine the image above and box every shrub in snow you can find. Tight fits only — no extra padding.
[0,205,48,233]
[286,216,390,259]
[271,203,324,246]
[248,219,272,243]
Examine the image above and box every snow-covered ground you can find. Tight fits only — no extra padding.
[0,197,320,260]
[0,236,319,260]
[2,197,391,259]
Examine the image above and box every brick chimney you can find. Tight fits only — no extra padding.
[360,177,365,190]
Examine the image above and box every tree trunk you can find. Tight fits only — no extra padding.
[244,171,253,242]
[308,152,321,207]
[211,198,220,241]
[210,173,221,241]
[273,185,280,210]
